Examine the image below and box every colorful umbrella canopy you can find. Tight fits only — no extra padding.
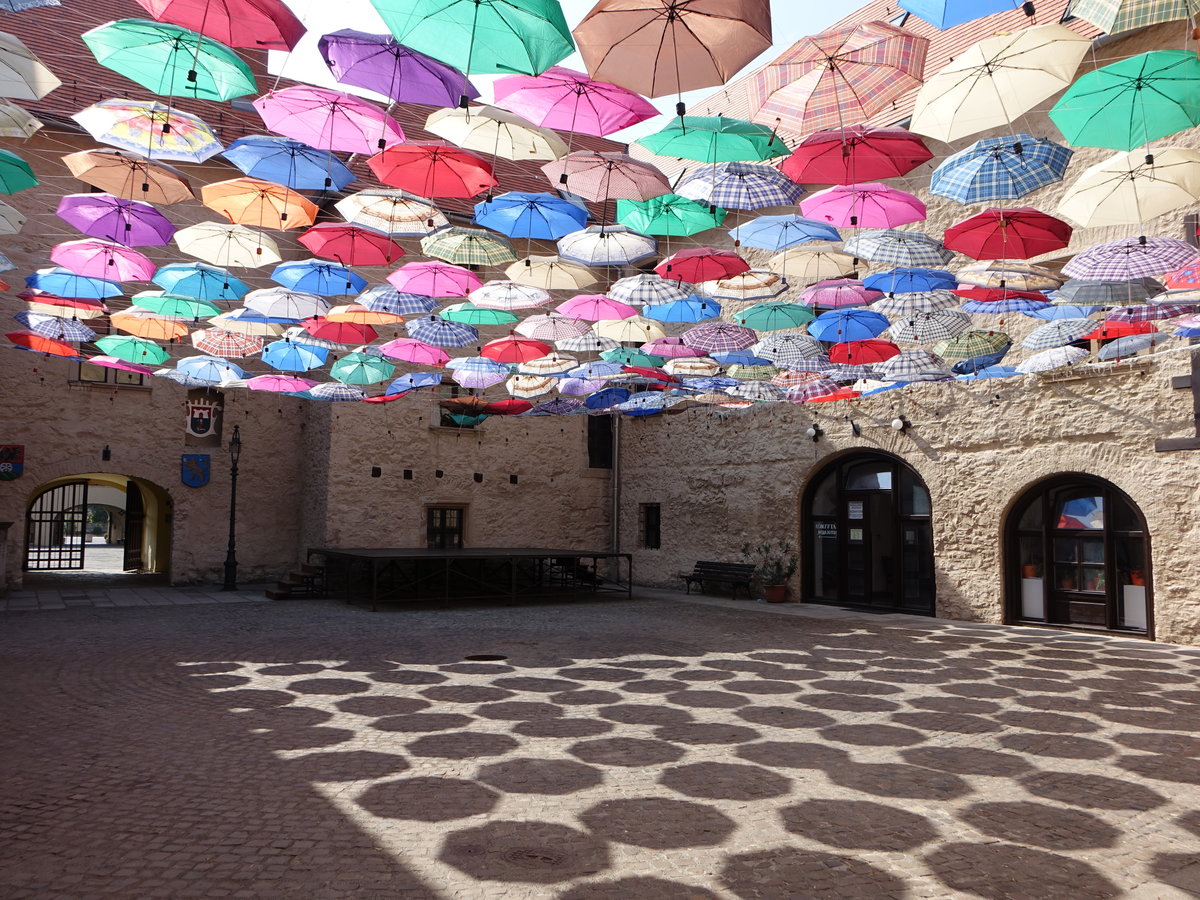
[155,262,248,301]
[72,99,222,163]
[207,308,288,336]
[557,225,657,267]
[318,29,477,107]
[420,227,517,266]
[87,355,157,375]
[175,222,281,267]
[56,193,175,247]
[809,308,890,342]
[474,191,588,240]
[368,142,496,198]
[298,224,404,267]
[899,0,1028,29]
[573,0,772,99]
[864,267,956,293]
[222,135,355,192]
[50,239,155,282]
[246,373,317,393]
[844,229,954,267]
[676,161,805,211]
[541,151,669,202]
[828,338,900,364]
[733,302,815,332]
[1063,237,1197,280]
[636,116,788,163]
[617,194,725,236]
[201,177,318,231]
[944,207,1072,261]
[750,20,927,136]
[644,297,721,322]
[780,126,932,186]
[731,215,840,252]
[468,280,549,311]
[505,255,597,290]
[111,310,192,342]
[63,148,193,204]
[930,134,1074,204]
[655,248,750,283]
[1050,50,1200,151]
[253,86,405,153]
[13,311,96,342]
[801,183,925,229]
[0,30,61,101]
[94,333,170,365]
[1057,148,1200,227]
[911,24,1090,143]
[0,148,35,193]
[273,259,366,296]
[425,105,568,160]
[446,355,510,388]
[389,260,481,297]
[494,66,657,137]
[132,0,306,51]
[1067,0,1200,34]
[801,278,882,309]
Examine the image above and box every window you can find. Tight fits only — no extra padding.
[587,414,613,469]
[426,506,465,549]
[76,361,144,387]
[640,503,661,550]
[1185,213,1199,250]
[437,384,480,428]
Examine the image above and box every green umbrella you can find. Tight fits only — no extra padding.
[635,116,790,163]
[369,0,574,76]
[330,351,396,385]
[600,347,664,367]
[420,226,517,266]
[442,302,519,326]
[443,411,491,427]
[81,19,256,102]
[94,334,170,365]
[0,149,36,193]
[935,330,1012,362]
[733,302,816,332]
[131,293,221,319]
[1049,50,1200,151]
[1067,0,1200,35]
[616,194,725,237]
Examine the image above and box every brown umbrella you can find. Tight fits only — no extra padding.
[573,0,772,102]
[62,149,193,205]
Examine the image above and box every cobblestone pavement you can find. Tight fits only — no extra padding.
[2,593,1199,899]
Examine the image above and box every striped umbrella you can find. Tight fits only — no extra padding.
[1023,318,1095,350]
[420,227,517,266]
[844,229,954,267]
[676,162,805,210]
[889,309,972,343]
[404,315,479,347]
[876,349,952,382]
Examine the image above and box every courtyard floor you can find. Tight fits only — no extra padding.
[1,589,1198,899]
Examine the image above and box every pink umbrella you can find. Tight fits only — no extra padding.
[643,337,705,359]
[247,373,318,393]
[801,183,926,229]
[133,0,306,51]
[252,86,405,154]
[493,66,658,137]
[50,239,156,282]
[376,337,450,366]
[555,293,638,321]
[540,151,671,202]
[87,355,156,375]
[800,279,883,309]
[387,261,481,297]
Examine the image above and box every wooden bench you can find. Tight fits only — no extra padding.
[680,561,756,600]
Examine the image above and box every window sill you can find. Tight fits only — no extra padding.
[68,380,151,393]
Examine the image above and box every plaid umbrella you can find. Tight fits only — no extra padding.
[801,279,881,309]
[642,337,704,358]
[725,363,780,381]
[557,225,657,267]
[1016,345,1089,373]
[872,290,958,316]
[785,377,844,402]
[931,135,1073,204]
[961,297,1051,314]
[524,397,585,416]
[517,314,594,341]
[726,381,784,401]
[820,363,877,381]
[1054,277,1164,306]
[753,333,826,364]
[844,229,954,267]
[1063,237,1197,280]
[190,328,262,357]
[336,189,447,236]
[1107,303,1195,322]
[676,162,805,211]
[876,349,952,382]
[1068,0,1200,33]
[404,314,479,347]
[1022,318,1096,350]
[13,310,95,342]
[447,356,511,389]
[889,309,972,343]
[469,280,550,311]
[420,227,517,266]
[958,261,1063,291]
[358,285,439,316]
[936,330,1011,362]
[1023,303,1100,319]
[307,383,368,401]
[610,274,694,306]
[557,332,620,352]
[681,321,759,353]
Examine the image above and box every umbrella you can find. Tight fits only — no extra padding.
[0,198,23,233]
[612,274,693,306]
[507,374,558,398]
[876,349,952,382]
[899,0,1029,29]
[244,287,330,320]
[1050,50,1200,151]
[6,330,79,358]
[641,337,704,358]
[330,351,396,385]
[442,302,518,326]
[318,29,476,107]
[732,215,840,252]
[335,188,447,236]
[371,0,573,77]
[1016,345,1089,373]
[307,383,368,402]
[681,321,758,353]
[425,105,568,161]
[253,86,405,154]
[82,18,256,101]
[556,293,637,322]
[131,292,221,320]
[636,116,788,163]
[617,194,725,236]
[191,328,262,357]
[572,0,772,99]
[0,30,61,101]
[494,66,657,136]
[154,262,247,301]
[273,260,366,296]
[1097,333,1167,360]
[446,356,510,389]
[930,134,1074,204]
[889,309,972,343]
[132,0,305,50]
[541,151,670,202]
[863,267,956,293]
[703,271,787,303]
[21,294,108,319]
[420,227,517,266]
[809,309,890,342]
[298,223,404,266]
[0,147,33,193]
[655,248,750,283]
[828,339,900,364]
[368,142,496,198]
[174,355,247,383]
[469,280,550,311]
[754,333,826,364]
[201,177,318,231]
[1023,318,1096,350]
[644,296,721,322]
[961,297,1049,315]
[377,338,450,366]
[873,289,959,316]
[559,332,619,352]
[520,354,577,376]
[1057,148,1200,228]
[384,371,444,393]
[62,148,193,204]
[1068,0,1200,34]
[1054,278,1164,306]
[1082,320,1158,340]
[13,311,95,342]
[359,286,438,315]
[558,225,657,267]
[1063,237,1197,281]
[843,229,954,267]
[72,99,222,163]
[935,329,1011,362]
[262,339,328,372]
[247,374,317,393]
[769,247,858,282]
[222,135,355,192]
[943,207,1073,261]
[1025,303,1104,320]
[911,24,1090,143]
[405,315,479,348]
[482,334,554,363]
[389,261,481,297]
[175,222,281,267]
[801,279,882,309]
[733,302,815,332]
[473,191,588,240]
[784,377,843,403]
[0,1,62,13]
[780,126,932,186]
[505,255,597,290]
[676,162,804,211]
[207,308,288,336]
[750,21,928,136]
[94,334,170,365]
[24,267,122,301]
[958,260,1063,290]
[50,239,155,282]
[801,183,925,229]
[57,193,175,247]
[593,315,665,343]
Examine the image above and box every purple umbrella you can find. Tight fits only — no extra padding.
[681,321,759,354]
[56,193,175,247]
[318,30,478,108]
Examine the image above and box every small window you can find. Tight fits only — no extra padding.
[438,384,478,428]
[76,361,144,387]
[1185,213,1199,250]
[640,503,661,550]
[426,506,465,549]
[588,414,613,469]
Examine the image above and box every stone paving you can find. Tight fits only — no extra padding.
[2,590,1199,899]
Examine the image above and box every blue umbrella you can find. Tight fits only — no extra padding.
[1025,303,1104,320]
[1098,333,1166,360]
[272,259,367,296]
[899,0,1024,29]
[931,134,1073,204]
[569,361,624,379]
[153,262,249,301]
[262,340,329,371]
[950,347,1010,374]
[0,1,62,10]
[473,191,588,240]
[222,135,356,191]
[643,296,721,323]
[730,214,840,251]
[713,350,771,366]
[386,372,443,395]
[956,365,1020,380]
[25,267,122,299]
[358,285,439,316]
[177,355,247,382]
[1176,326,1200,338]
[13,310,96,341]
[961,297,1050,315]
[585,387,632,409]
[404,314,479,348]
[809,309,890,343]
[863,267,956,293]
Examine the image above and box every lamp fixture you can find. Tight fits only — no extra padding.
[891,415,911,433]
[101,445,111,461]
[805,423,823,442]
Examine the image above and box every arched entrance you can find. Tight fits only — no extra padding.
[1006,475,1151,636]
[803,451,935,615]
[23,474,172,578]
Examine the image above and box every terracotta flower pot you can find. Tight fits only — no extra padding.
[1022,565,1038,579]
[763,584,788,603]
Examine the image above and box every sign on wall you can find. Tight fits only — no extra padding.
[181,454,211,488]
[185,389,223,446]
[0,445,23,480]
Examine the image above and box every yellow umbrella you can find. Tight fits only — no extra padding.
[325,303,404,325]
[507,374,557,398]
[175,222,282,268]
[505,255,597,289]
[201,177,318,231]
[110,309,189,341]
[426,105,568,160]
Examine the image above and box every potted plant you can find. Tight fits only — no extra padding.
[742,540,798,603]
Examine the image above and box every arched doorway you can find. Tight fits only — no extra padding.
[1006,475,1151,636]
[23,474,171,578]
[803,452,935,615]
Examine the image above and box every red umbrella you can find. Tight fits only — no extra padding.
[655,248,750,283]
[298,223,405,266]
[480,335,552,363]
[484,398,534,415]
[808,387,862,403]
[6,330,81,357]
[828,339,900,364]
[299,317,378,344]
[952,287,1048,303]
[368,142,496,198]
[943,207,1073,261]
[780,126,932,185]
[133,0,306,51]
[622,365,679,384]
[1082,321,1157,340]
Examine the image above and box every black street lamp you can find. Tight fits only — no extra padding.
[220,425,241,591]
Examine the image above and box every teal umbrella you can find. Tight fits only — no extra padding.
[131,293,221,319]
[1049,50,1200,151]
[369,0,573,77]
[442,302,519,326]
[0,148,36,193]
[733,302,816,332]
[81,19,256,102]
[635,116,790,162]
[600,347,664,367]
[94,334,170,365]
[616,194,726,237]
[330,351,396,385]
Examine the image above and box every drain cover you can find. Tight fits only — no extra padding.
[463,654,508,661]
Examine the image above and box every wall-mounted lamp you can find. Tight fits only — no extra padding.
[891,415,911,433]
[805,423,823,442]
[101,445,111,461]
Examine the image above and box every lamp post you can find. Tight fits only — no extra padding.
[220,425,241,591]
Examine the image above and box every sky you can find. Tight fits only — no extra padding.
[271,0,857,142]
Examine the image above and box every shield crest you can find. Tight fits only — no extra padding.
[181,454,210,488]
[0,445,23,481]
[187,402,215,437]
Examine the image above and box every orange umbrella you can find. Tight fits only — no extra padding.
[110,309,190,340]
[6,330,81,357]
[62,148,193,204]
[325,304,404,325]
[200,177,319,230]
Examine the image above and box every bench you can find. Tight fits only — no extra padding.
[680,561,756,600]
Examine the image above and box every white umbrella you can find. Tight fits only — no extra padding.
[0,31,61,101]
[468,280,550,311]
[175,222,281,268]
[768,246,858,283]
[505,255,597,290]
[1016,345,1089,373]
[334,188,448,235]
[1057,148,1200,228]
[594,315,667,343]
[426,105,568,161]
[0,198,24,234]
[0,98,40,137]
[244,287,331,320]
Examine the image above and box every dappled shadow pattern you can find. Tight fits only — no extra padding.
[286,677,371,695]
[925,842,1120,898]
[514,718,614,738]
[440,820,609,884]
[579,798,735,849]
[282,750,409,782]
[569,737,685,767]
[827,763,970,800]
[1117,754,1200,785]
[960,801,1120,850]
[358,776,498,822]
[736,740,850,770]
[406,732,519,759]
[597,704,692,726]
[1020,771,1165,810]
[998,733,1113,760]
[735,706,834,729]
[654,723,760,745]
[720,847,907,898]
[335,696,430,716]
[819,723,925,747]
[781,799,938,851]
[557,876,719,899]
[371,712,474,733]
[477,757,604,795]
[901,747,1033,777]
[659,762,790,801]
